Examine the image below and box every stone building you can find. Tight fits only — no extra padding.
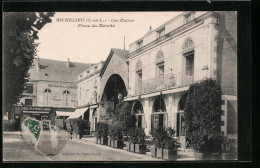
[98,48,129,122]
[65,61,104,133]
[118,11,237,147]
[14,57,91,127]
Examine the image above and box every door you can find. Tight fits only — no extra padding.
[137,115,142,128]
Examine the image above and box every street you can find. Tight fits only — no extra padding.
[3,132,160,161]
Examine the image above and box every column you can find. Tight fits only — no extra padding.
[144,98,151,135]
[89,108,93,131]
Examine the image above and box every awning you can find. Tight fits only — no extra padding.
[65,107,89,121]
[141,91,161,98]
[23,111,49,114]
[162,86,189,95]
[124,96,139,101]
[90,105,99,109]
[56,111,74,117]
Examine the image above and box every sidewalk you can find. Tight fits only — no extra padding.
[70,136,195,161]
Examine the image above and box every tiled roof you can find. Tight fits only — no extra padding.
[100,48,129,77]
[29,58,92,83]
[111,48,129,61]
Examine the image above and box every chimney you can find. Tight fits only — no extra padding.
[149,26,152,30]
[36,56,40,72]
[67,58,70,67]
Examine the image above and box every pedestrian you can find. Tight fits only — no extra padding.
[68,124,74,140]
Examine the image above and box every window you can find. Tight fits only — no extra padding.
[157,27,165,39]
[183,12,194,24]
[182,37,195,76]
[44,89,51,105]
[44,89,51,93]
[156,62,165,85]
[63,90,70,107]
[24,84,33,94]
[157,62,164,76]
[136,40,143,49]
[155,50,165,84]
[185,53,194,76]
[133,101,144,128]
[25,99,33,106]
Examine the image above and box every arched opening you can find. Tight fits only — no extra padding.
[101,74,128,113]
[151,95,167,129]
[63,90,70,107]
[43,89,51,106]
[132,101,145,128]
[177,93,188,137]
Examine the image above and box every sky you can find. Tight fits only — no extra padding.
[36,12,182,64]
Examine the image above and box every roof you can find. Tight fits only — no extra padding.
[100,48,129,77]
[29,58,92,83]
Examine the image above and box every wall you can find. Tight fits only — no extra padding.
[217,12,237,96]
[77,74,101,107]
[35,81,77,108]
[129,12,208,53]
[100,52,129,99]
[128,13,218,96]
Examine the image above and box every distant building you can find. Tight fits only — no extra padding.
[65,61,104,133]
[14,57,91,128]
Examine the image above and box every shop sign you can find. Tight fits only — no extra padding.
[48,84,77,89]
[23,106,51,111]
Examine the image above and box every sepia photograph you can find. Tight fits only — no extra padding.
[3,11,238,162]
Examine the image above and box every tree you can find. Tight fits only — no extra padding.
[108,101,136,137]
[3,12,55,118]
[184,79,222,155]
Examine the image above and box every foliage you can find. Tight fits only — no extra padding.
[164,138,178,151]
[96,122,109,139]
[108,123,123,141]
[3,12,55,114]
[137,128,146,144]
[150,127,177,149]
[184,79,222,153]
[3,120,20,131]
[107,101,136,142]
[112,102,136,136]
[129,127,139,143]
[66,118,90,135]
[129,127,146,144]
[96,122,102,139]
[222,137,237,157]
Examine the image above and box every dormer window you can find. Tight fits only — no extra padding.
[183,12,195,24]
[45,73,48,76]
[156,27,165,39]
[136,40,143,50]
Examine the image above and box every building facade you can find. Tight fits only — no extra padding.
[122,11,237,146]
[15,57,91,127]
[75,61,104,132]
